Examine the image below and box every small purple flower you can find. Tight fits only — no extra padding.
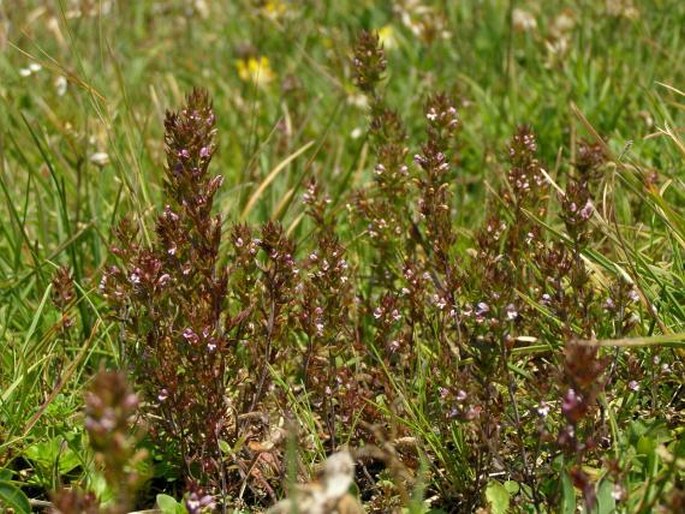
[185,492,215,514]
[505,303,518,321]
[579,199,593,220]
[611,484,626,501]
[562,388,584,423]
[475,302,490,322]
[536,401,550,417]
[182,328,199,344]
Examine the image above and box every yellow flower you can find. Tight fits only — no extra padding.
[235,56,275,88]
[262,0,287,19]
[378,24,398,50]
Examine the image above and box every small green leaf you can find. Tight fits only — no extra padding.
[0,480,31,514]
[88,470,114,505]
[596,479,617,514]
[503,480,520,495]
[156,493,187,514]
[24,437,81,475]
[485,480,510,514]
[218,439,231,455]
[637,435,655,456]
[560,472,576,514]
[157,493,179,513]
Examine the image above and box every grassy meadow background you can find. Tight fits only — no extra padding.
[1,1,684,513]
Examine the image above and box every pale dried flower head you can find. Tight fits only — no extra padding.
[90,152,110,167]
[323,450,355,499]
[550,9,576,39]
[605,0,640,19]
[267,450,362,514]
[512,8,537,33]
